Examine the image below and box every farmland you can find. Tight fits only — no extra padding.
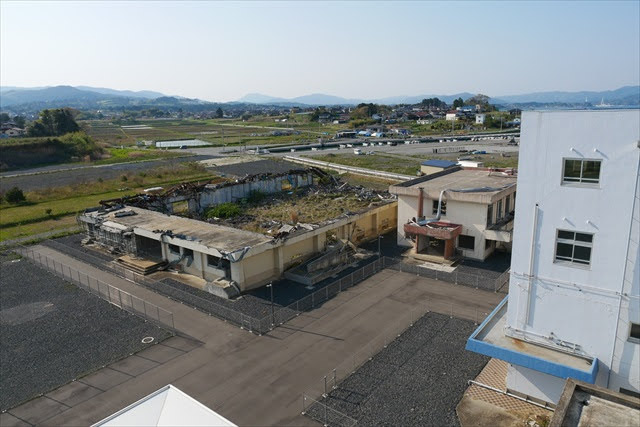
[0,163,220,242]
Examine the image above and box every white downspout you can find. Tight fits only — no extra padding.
[524,203,539,327]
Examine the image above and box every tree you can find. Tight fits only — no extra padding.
[5,187,26,204]
[420,98,447,109]
[215,107,224,118]
[27,108,79,137]
[13,116,26,128]
[0,113,10,124]
[452,98,464,109]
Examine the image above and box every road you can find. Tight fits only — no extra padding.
[4,244,503,427]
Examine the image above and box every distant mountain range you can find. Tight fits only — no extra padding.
[239,86,639,107]
[1,84,638,111]
[0,85,168,107]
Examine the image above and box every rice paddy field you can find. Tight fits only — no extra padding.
[83,117,346,148]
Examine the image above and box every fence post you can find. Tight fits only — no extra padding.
[302,394,306,415]
[323,375,327,397]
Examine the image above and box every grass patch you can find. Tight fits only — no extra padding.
[94,147,184,165]
[0,165,220,242]
[305,153,422,176]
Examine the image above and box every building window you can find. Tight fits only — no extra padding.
[183,248,194,258]
[497,199,503,220]
[487,205,494,227]
[458,235,475,250]
[505,195,511,214]
[562,158,601,185]
[629,323,640,344]
[432,200,446,216]
[619,388,640,399]
[555,230,593,266]
[168,244,180,255]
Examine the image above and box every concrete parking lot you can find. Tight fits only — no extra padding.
[4,245,502,426]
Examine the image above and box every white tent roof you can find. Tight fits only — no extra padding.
[93,385,236,427]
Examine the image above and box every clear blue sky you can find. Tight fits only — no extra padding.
[1,1,638,102]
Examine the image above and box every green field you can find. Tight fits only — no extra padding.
[305,153,423,176]
[0,164,221,242]
[83,116,345,149]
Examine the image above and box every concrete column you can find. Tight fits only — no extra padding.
[371,213,378,236]
[312,235,321,252]
[200,252,207,279]
[160,240,168,261]
[230,261,246,290]
[274,246,285,275]
[444,238,455,259]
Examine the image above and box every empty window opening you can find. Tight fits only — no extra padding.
[183,248,194,258]
[487,205,494,227]
[562,159,601,185]
[458,235,475,250]
[555,230,593,266]
[432,200,447,215]
[629,323,640,343]
[168,244,180,255]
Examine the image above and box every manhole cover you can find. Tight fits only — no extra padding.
[141,336,154,344]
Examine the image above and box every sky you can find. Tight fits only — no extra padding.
[1,1,639,102]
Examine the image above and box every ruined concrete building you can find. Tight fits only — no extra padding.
[78,169,397,296]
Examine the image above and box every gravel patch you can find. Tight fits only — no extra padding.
[0,256,172,411]
[307,312,489,427]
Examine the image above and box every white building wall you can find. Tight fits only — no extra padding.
[396,193,511,260]
[506,110,640,395]
[506,364,567,403]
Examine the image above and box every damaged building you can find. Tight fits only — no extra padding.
[78,168,397,297]
[389,167,517,262]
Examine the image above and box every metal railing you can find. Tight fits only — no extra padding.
[381,256,509,293]
[16,245,176,332]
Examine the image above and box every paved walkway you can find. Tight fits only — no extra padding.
[3,245,503,426]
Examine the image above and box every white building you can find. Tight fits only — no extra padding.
[475,114,486,124]
[389,168,516,261]
[445,112,458,121]
[467,110,640,404]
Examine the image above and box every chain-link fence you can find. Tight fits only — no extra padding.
[302,300,492,426]
[302,392,357,427]
[381,256,509,293]
[16,245,176,333]
[40,240,385,335]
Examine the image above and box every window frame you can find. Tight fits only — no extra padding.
[553,229,594,268]
[561,158,602,187]
[432,199,447,216]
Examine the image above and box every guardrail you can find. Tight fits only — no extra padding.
[302,392,357,427]
[16,245,176,333]
[284,155,414,181]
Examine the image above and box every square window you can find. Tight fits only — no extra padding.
[562,158,601,185]
[555,229,593,267]
[432,200,446,215]
[458,235,475,250]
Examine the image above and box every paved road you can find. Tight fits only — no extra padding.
[4,245,503,426]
